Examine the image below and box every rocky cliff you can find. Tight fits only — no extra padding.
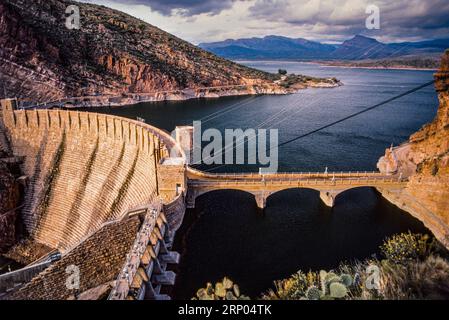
[0,119,21,253]
[0,161,20,253]
[0,0,337,104]
[378,50,449,246]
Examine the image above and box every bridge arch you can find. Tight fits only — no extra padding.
[333,186,380,207]
[265,188,323,209]
[186,186,263,209]
[193,189,260,210]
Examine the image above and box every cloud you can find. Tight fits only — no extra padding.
[97,0,242,16]
[83,0,449,43]
[248,0,449,42]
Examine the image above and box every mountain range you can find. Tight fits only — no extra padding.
[199,35,449,61]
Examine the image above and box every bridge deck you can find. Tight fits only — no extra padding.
[186,170,407,209]
[187,167,396,181]
[188,176,406,188]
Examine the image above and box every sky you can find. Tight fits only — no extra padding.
[79,0,449,44]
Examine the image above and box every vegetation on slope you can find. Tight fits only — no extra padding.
[263,232,449,300]
[195,232,449,300]
[316,55,442,70]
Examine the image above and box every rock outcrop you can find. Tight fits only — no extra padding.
[0,160,20,252]
[0,111,20,253]
[378,50,449,246]
[0,0,336,105]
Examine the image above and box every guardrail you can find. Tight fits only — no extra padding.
[188,177,406,187]
[187,166,389,180]
[108,202,162,300]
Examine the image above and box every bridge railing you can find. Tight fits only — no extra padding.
[188,176,406,187]
[187,167,386,180]
[108,202,163,300]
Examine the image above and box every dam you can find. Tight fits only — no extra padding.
[0,77,446,299]
[0,98,187,299]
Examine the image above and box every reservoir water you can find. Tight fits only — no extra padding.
[94,62,438,299]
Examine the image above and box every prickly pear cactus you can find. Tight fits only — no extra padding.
[324,272,338,283]
[194,278,250,300]
[233,284,240,298]
[340,274,353,287]
[222,277,233,290]
[319,270,328,294]
[215,283,226,298]
[305,286,321,300]
[225,291,237,300]
[196,287,215,300]
[327,275,342,286]
[329,282,348,298]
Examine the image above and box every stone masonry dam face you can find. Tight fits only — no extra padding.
[1,99,185,253]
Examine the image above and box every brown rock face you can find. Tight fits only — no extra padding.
[381,50,449,247]
[0,0,280,103]
[403,50,449,243]
[0,161,20,252]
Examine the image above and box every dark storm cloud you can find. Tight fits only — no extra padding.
[106,0,240,15]
[248,0,449,41]
[87,0,449,42]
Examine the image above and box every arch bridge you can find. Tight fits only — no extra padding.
[185,167,407,209]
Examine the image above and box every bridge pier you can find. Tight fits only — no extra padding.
[254,192,268,211]
[186,189,197,209]
[320,190,342,208]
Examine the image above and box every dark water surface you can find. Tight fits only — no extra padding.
[94,62,437,299]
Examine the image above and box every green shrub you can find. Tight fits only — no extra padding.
[278,69,288,75]
[263,269,354,300]
[380,232,434,265]
[305,286,321,300]
[200,233,447,301]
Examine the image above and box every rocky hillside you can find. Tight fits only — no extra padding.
[405,50,449,240]
[0,0,337,104]
[0,161,20,253]
[0,115,20,253]
[378,50,449,246]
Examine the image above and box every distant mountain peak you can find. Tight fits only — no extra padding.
[199,35,336,60]
[353,34,377,40]
[344,35,381,45]
[201,34,448,61]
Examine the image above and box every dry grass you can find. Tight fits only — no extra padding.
[261,233,449,300]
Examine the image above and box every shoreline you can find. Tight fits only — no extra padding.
[302,60,438,71]
[236,59,438,71]
[21,81,342,109]
[317,64,438,71]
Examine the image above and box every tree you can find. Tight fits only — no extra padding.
[278,69,288,75]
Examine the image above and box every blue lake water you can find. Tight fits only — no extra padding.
[94,62,438,299]
[95,62,437,172]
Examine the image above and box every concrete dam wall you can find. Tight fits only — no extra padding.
[1,99,182,253]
